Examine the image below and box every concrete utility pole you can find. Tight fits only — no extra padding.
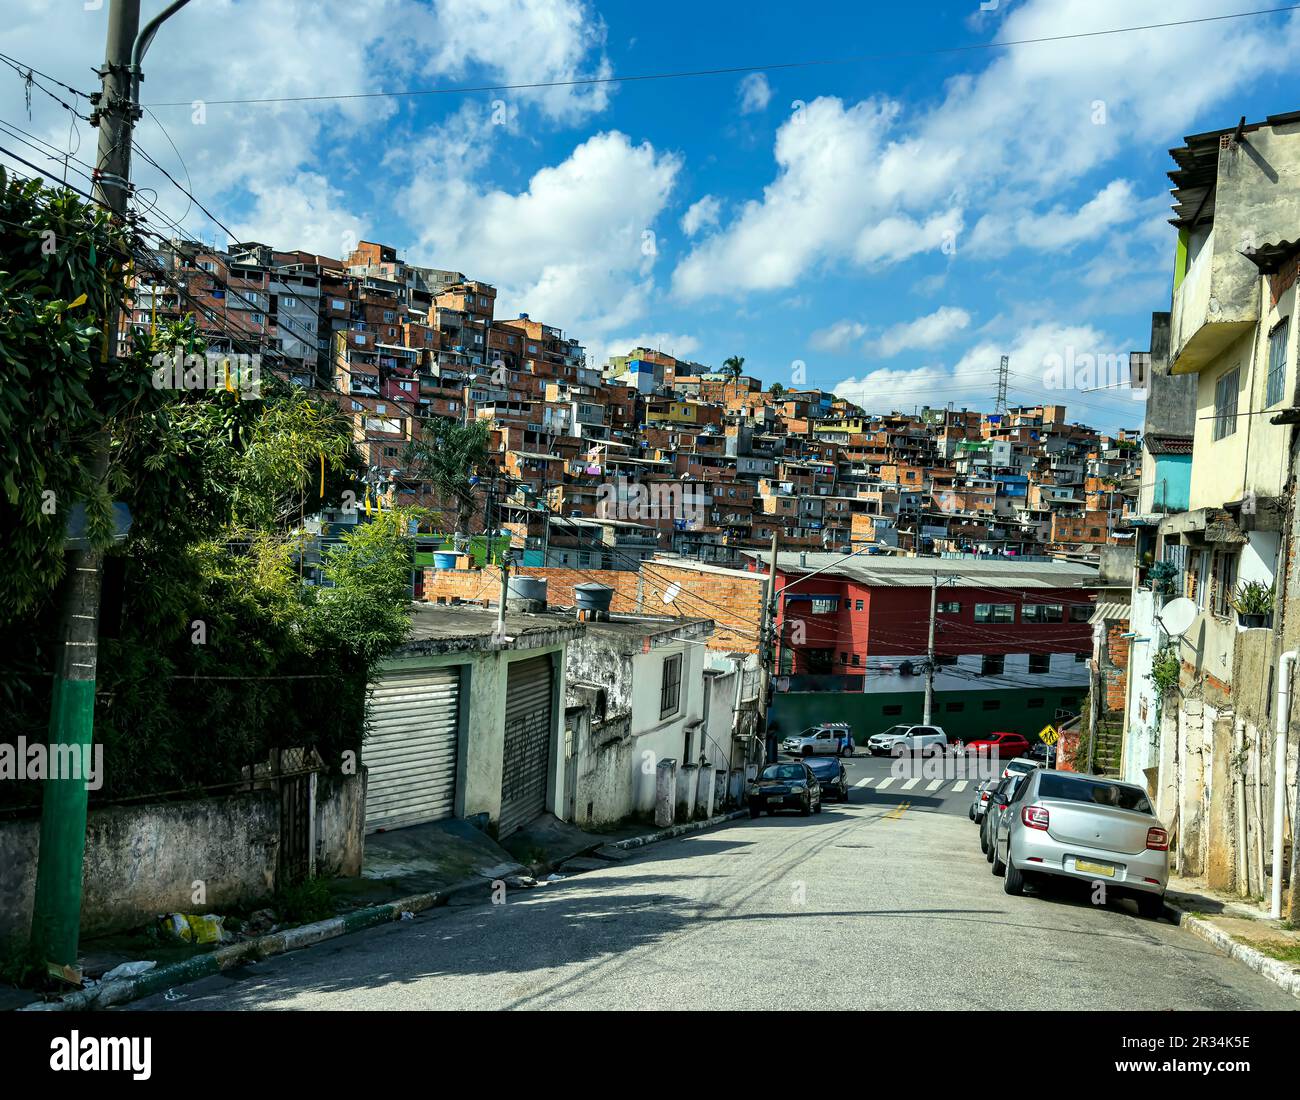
[756,528,780,760]
[923,573,939,725]
[30,0,191,978]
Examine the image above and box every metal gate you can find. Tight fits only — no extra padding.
[364,666,461,832]
[499,655,554,837]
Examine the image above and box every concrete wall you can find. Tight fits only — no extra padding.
[0,775,365,947]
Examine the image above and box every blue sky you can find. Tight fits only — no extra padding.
[7,0,1300,432]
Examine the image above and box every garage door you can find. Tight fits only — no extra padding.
[498,655,554,837]
[364,666,461,832]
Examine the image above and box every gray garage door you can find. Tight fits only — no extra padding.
[498,655,554,837]
[364,666,461,832]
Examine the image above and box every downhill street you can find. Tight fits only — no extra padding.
[126,763,1294,1011]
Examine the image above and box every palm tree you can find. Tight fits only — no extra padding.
[722,355,745,381]
[406,417,491,550]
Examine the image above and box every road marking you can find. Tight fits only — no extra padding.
[926,779,943,791]
[901,777,921,790]
[875,776,896,790]
[952,780,968,792]
[854,776,875,788]
[884,800,911,820]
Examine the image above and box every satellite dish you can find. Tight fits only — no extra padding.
[1157,597,1197,637]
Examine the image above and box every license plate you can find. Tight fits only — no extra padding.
[1076,859,1115,878]
[767,796,783,804]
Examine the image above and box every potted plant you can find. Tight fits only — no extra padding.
[1232,580,1275,629]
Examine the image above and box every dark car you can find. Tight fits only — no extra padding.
[749,761,823,817]
[1026,742,1057,767]
[804,756,850,802]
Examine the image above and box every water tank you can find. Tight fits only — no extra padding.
[506,576,548,612]
[574,582,614,619]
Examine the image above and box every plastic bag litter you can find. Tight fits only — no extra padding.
[159,913,226,944]
[100,960,157,983]
[545,873,565,882]
[399,911,414,921]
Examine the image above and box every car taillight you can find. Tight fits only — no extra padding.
[980,791,990,801]
[1021,805,1049,830]
[1146,827,1169,851]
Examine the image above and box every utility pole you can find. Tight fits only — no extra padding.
[756,528,780,763]
[923,573,938,725]
[30,0,191,978]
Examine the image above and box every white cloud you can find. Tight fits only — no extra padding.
[595,332,701,369]
[404,130,682,340]
[673,0,1300,299]
[874,306,972,357]
[738,72,772,114]
[680,195,721,237]
[809,320,867,353]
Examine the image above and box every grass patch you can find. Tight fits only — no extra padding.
[273,877,336,925]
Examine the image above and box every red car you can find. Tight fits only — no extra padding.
[963,731,1031,758]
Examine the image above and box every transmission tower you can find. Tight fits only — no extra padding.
[994,354,1009,417]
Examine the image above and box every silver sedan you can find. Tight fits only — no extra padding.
[990,769,1170,918]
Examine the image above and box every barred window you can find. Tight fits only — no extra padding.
[660,654,682,719]
[1266,319,1290,408]
[1213,367,1240,440]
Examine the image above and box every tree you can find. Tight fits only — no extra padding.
[406,416,491,549]
[722,355,745,381]
[769,382,785,397]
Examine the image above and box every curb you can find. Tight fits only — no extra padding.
[19,878,488,1012]
[22,810,747,1011]
[610,809,747,850]
[1166,900,1300,999]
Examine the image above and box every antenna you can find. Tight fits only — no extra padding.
[995,355,1009,416]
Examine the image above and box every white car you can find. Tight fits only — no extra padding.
[781,723,855,757]
[866,724,950,756]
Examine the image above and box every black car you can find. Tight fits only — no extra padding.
[1026,742,1057,767]
[749,761,822,817]
[804,756,850,802]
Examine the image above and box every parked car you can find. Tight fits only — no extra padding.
[982,773,1027,859]
[782,722,855,757]
[1001,758,1040,780]
[990,769,1169,918]
[866,724,949,756]
[804,756,850,802]
[1026,743,1058,767]
[969,777,998,822]
[749,762,823,817]
[964,731,1032,758]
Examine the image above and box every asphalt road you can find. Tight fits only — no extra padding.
[126,781,1297,1012]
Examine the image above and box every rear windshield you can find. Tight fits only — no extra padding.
[1038,773,1152,813]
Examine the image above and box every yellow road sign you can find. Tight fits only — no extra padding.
[1038,724,1060,745]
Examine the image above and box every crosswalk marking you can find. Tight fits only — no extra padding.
[952,780,969,792]
[901,777,921,790]
[926,779,943,791]
[854,776,875,788]
[875,776,896,790]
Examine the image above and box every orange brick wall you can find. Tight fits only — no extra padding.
[420,562,763,653]
[1103,622,1130,712]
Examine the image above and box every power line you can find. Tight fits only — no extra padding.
[140,6,1300,108]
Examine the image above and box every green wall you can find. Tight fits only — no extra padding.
[771,688,1083,743]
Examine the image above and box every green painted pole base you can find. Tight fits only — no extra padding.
[29,677,96,973]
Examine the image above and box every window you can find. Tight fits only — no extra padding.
[982,654,1005,676]
[809,597,838,614]
[882,704,903,716]
[1211,551,1238,619]
[1027,697,1045,709]
[659,653,682,719]
[975,603,1015,623]
[855,599,864,611]
[1022,603,1064,623]
[1075,652,1089,663]
[1069,605,1092,622]
[945,701,965,713]
[851,654,861,667]
[1213,367,1240,440]
[937,601,961,614]
[1028,653,1051,674]
[839,652,848,665]
[1267,319,1290,407]
[934,654,958,666]
[982,699,1001,711]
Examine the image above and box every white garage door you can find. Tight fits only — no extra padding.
[364,666,461,832]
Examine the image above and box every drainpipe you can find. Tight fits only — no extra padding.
[1235,717,1249,898]
[1271,650,1298,919]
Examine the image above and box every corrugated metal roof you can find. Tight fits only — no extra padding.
[1089,601,1131,624]
[741,550,1098,589]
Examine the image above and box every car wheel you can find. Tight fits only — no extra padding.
[1135,892,1166,920]
[800,796,811,816]
[814,797,823,814]
[980,826,989,855]
[749,805,761,819]
[991,841,1006,877]
[1004,849,1025,896]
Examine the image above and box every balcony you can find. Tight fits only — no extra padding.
[1169,224,1258,374]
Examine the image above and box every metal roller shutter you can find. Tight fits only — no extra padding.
[364,667,460,832]
[498,655,554,837]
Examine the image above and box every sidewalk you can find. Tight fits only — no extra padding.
[1164,874,1300,999]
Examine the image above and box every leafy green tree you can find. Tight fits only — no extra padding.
[722,355,745,381]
